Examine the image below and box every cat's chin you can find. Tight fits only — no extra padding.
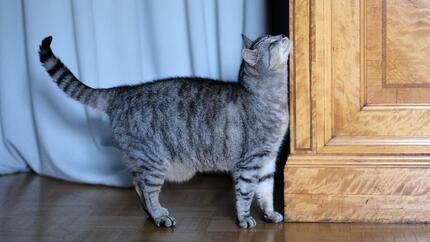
[283,42,292,55]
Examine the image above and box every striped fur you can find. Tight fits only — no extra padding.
[38,35,292,228]
[39,36,113,111]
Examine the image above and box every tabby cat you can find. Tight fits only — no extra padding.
[39,34,292,228]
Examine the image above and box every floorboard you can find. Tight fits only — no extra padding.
[1,173,429,242]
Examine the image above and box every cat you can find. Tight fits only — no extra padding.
[38,34,292,228]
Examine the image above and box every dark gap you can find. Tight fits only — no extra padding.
[266,0,289,215]
[266,0,289,36]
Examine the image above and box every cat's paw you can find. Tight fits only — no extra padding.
[263,211,283,223]
[154,215,176,227]
[238,215,257,229]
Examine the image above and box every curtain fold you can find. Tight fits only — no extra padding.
[0,0,265,187]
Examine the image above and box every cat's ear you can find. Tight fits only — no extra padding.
[241,34,253,49]
[242,49,258,66]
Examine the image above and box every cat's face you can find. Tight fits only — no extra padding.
[241,34,292,75]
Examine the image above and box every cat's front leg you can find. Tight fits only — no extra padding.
[255,162,283,223]
[232,169,258,228]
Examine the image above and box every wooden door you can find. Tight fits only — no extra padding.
[286,0,430,222]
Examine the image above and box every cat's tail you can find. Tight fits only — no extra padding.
[38,36,113,112]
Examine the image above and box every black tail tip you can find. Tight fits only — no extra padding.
[39,36,53,63]
[41,36,53,48]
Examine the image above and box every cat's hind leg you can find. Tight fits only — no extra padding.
[125,154,176,227]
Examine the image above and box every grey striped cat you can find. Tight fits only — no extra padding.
[38,34,292,228]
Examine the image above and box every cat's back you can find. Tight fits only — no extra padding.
[110,77,243,108]
[108,77,248,141]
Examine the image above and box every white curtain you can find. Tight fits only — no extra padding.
[0,0,266,186]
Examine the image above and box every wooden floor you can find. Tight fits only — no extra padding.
[1,173,430,242]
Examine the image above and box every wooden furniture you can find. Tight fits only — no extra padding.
[285,0,430,222]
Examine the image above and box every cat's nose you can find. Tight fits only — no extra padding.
[278,34,289,42]
[278,34,287,40]
[281,36,290,43]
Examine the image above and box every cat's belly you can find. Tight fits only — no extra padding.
[165,162,197,182]
[165,159,230,183]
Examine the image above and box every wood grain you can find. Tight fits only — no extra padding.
[285,156,430,223]
[290,0,312,151]
[0,173,282,242]
[287,0,430,223]
[3,173,430,242]
[366,0,430,104]
[331,0,361,135]
[290,0,430,150]
[385,0,430,86]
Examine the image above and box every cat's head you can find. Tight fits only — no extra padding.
[241,34,292,75]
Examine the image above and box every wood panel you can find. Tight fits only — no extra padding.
[285,156,430,223]
[366,0,430,104]
[310,0,430,152]
[290,0,313,151]
[331,0,361,134]
[286,0,430,223]
[385,0,430,86]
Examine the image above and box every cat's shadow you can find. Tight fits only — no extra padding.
[275,129,289,215]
